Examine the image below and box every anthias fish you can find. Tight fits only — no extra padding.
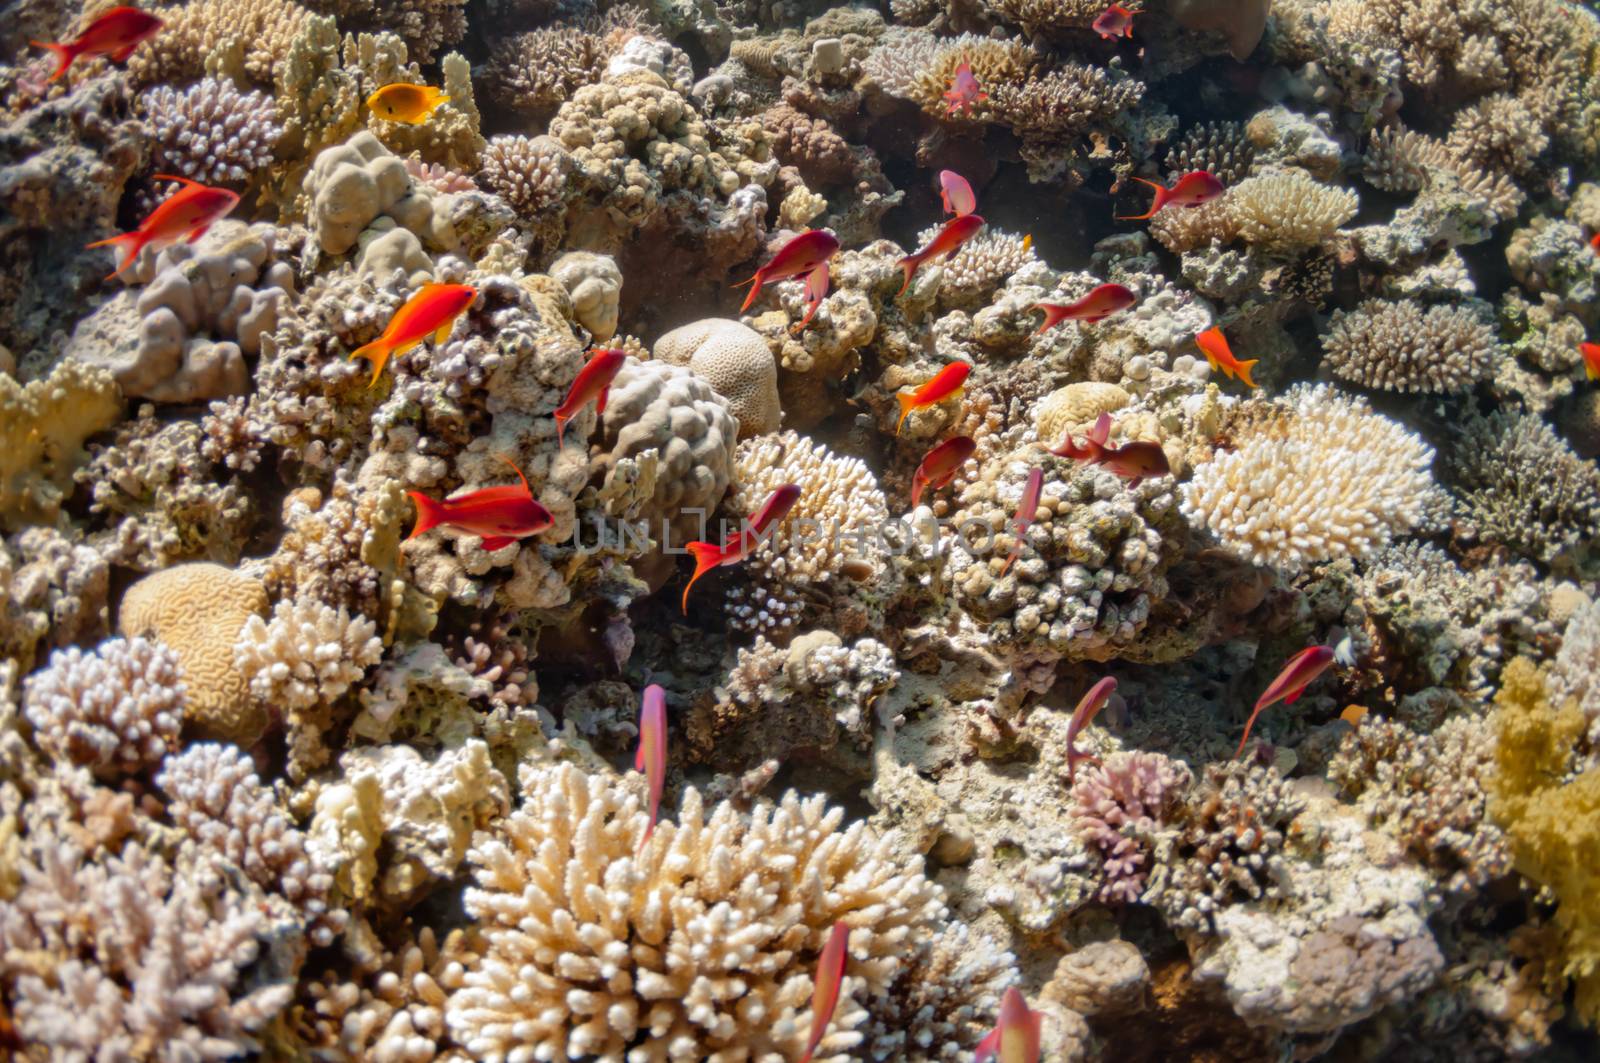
[999,467,1045,577]
[797,922,850,1063]
[943,60,987,116]
[735,229,840,312]
[1118,170,1226,220]
[1093,4,1137,39]
[1066,676,1118,782]
[406,455,553,553]
[910,436,977,508]
[896,362,971,434]
[940,170,977,217]
[1195,326,1258,388]
[1581,341,1600,380]
[366,83,451,124]
[349,283,478,388]
[681,483,803,611]
[1034,283,1137,331]
[793,261,830,333]
[1591,232,1600,252]
[1048,412,1171,488]
[554,347,627,447]
[32,6,163,82]
[975,987,1044,1063]
[86,175,239,280]
[898,214,986,297]
[1236,645,1336,757]
[635,684,667,852]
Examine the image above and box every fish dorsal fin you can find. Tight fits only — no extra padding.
[493,453,533,496]
[150,173,204,188]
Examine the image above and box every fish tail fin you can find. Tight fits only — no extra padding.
[1236,359,1259,389]
[999,543,1021,577]
[896,254,922,298]
[554,411,569,448]
[1116,176,1168,221]
[1034,303,1069,334]
[1588,361,1600,381]
[1088,412,1112,447]
[31,41,74,82]
[84,231,145,279]
[681,540,725,613]
[895,391,917,435]
[910,475,926,510]
[348,338,390,388]
[734,269,763,311]
[405,491,446,540]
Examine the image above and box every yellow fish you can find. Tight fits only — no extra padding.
[366,83,450,124]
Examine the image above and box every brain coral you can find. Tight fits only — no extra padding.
[1034,382,1132,448]
[117,562,271,744]
[1180,385,1436,573]
[1321,299,1499,393]
[654,318,782,438]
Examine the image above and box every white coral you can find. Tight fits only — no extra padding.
[234,596,384,711]
[22,637,185,775]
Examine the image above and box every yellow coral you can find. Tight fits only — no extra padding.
[0,360,122,530]
[1489,657,1600,1024]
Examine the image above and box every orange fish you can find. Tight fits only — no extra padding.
[32,5,163,82]
[895,362,971,434]
[1118,170,1226,221]
[1591,232,1600,252]
[735,229,840,312]
[1340,704,1368,728]
[1195,326,1258,388]
[999,467,1044,577]
[797,922,850,1063]
[349,283,478,388]
[898,214,985,297]
[939,170,977,217]
[1066,676,1117,782]
[1048,412,1171,488]
[975,987,1044,1063]
[635,684,668,852]
[554,347,626,447]
[793,260,830,334]
[943,60,987,116]
[1581,341,1600,380]
[366,83,450,124]
[1237,645,1336,757]
[406,455,553,552]
[1093,4,1137,39]
[682,483,803,612]
[910,436,977,508]
[1034,283,1137,332]
[85,175,238,280]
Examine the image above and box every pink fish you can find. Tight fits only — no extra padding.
[1047,412,1171,489]
[999,467,1044,577]
[1092,4,1137,40]
[797,921,850,1063]
[1034,283,1137,332]
[939,170,977,217]
[681,483,803,611]
[910,436,977,508]
[1066,677,1117,782]
[1236,645,1336,757]
[897,214,985,297]
[943,60,988,116]
[635,684,668,852]
[406,455,553,552]
[735,229,840,312]
[553,347,626,448]
[1118,170,1226,221]
[793,260,830,334]
[975,987,1044,1063]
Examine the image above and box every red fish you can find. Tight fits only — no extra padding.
[897,214,986,297]
[797,922,850,1063]
[939,170,977,217]
[895,362,971,434]
[999,467,1044,576]
[1048,412,1171,488]
[1092,4,1137,39]
[1581,341,1600,380]
[85,175,238,280]
[1195,326,1258,388]
[735,229,840,312]
[349,283,478,388]
[975,987,1044,1063]
[910,436,977,508]
[32,5,163,82]
[1034,283,1137,332]
[1236,645,1336,757]
[635,683,668,852]
[406,455,553,552]
[554,347,626,447]
[1066,676,1118,782]
[681,483,803,611]
[793,260,830,334]
[1118,170,1226,221]
[943,60,987,116]
[1591,232,1600,252]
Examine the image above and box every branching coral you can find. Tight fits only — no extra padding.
[129,0,316,87]
[234,596,384,712]
[1321,299,1499,393]
[478,134,571,217]
[1180,385,1436,573]
[138,78,282,188]
[22,637,184,777]
[1166,121,1258,185]
[480,11,643,119]
[1072,751,1193,905]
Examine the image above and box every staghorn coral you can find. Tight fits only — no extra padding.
[1072,751,1193,905]
[1448,410,1600,573]
[1321,299,1499,394]
[22,638,184,777]
[0,359,122,531]
[138,78,282,188]
[654,318,781,438]
[1180,385,1436,573]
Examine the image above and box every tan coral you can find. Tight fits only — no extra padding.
[0,360,122,531]
[1321,299,1499,394]
[118,563,270,744]
[549,251,623,343]
[1231,171,1359,253]
[1034,382,1131,448]
[654,319,782,438]
[129,0,315,87]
